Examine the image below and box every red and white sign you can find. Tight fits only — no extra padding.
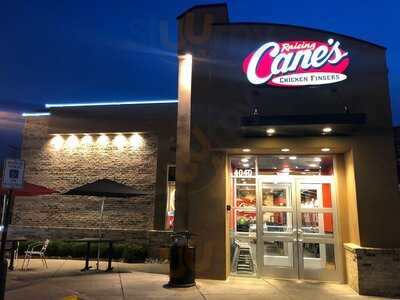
[242,39,350,87]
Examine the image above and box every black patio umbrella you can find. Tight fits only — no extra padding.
[63,178,147,198]
[63,179,149,269]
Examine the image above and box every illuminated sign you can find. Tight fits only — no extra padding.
[242,39,350,87]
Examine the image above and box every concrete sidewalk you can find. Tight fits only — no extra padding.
[5,259,393,300]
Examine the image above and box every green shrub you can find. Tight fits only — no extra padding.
[16,240,148,262]
[122,244,147,263]
[89,243,109,259]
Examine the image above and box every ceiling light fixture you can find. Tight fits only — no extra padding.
[322,127,333,133]
[281,148,290,152]
[242,149,251,153]
[321,148,331,152]
[266,128,276,135]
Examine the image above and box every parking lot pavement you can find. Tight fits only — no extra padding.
[4,259,393,300]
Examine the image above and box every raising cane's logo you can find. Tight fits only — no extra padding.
[242,39,350,87]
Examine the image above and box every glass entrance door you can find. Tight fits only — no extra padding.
[258,181,299,278]
[297,180,339,281]
[258,177,341,281]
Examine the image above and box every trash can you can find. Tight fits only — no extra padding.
[168,231,196,287]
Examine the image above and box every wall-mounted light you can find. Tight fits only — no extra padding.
[97,134,110,147]
[113,134,127,149]
[81,135,93,146]
[50,135,64,150]
[130,133,143,149]
[65,135,79,149]
[179,53,193,92]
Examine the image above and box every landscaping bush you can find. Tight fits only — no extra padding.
[122,244,147,263]
[16,240,148,262]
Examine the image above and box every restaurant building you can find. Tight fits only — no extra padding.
[16,3,400,297]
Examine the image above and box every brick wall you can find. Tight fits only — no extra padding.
[344,243,400,297]
[13,117,158,236]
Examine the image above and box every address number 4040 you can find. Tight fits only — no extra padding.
[234,169,253,177]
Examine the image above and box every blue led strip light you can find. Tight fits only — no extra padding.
[21,112,51,117]
[45,99,178,108]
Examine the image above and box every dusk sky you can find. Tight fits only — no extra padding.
[0,0,399,159]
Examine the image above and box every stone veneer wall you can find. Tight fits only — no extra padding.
[344,243,400,297]
[12,117,161,243]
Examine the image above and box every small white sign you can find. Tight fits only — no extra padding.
[2,159,25,189]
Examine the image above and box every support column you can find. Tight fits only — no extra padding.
[174,54,193,231]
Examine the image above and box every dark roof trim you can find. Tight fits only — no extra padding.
[212,22,386,50]
[177,3,227,19]
[241,113,366,127]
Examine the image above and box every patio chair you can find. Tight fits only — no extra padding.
[21,239,50,270]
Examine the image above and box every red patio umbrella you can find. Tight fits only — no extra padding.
[0,181,58,197]
[0,181,58,225]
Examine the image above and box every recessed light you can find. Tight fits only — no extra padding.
[241,158,249,163]
[322,127,332,133]
[309,163,318,168]
[266,128,276,135]
[305,169,310,172]
[242,149,251,153]
[289,156,297,160]
[314,157,322,162]
[321,148,331,152]
[281,148,290,152]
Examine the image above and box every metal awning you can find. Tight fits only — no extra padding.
[240,113,366,137]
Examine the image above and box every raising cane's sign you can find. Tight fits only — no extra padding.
[242,39,350,87]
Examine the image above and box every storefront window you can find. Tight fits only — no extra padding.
[229,155,335,276]
[165,165,176,230]
[230,156,257,275]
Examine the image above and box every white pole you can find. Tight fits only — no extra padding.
[96,199,105,270]
[0,195,7,228]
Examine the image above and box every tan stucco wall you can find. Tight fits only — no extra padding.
[336,151,361,245]
[186,151,228,279]
[351,131,400,247]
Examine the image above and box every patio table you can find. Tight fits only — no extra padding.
[65,238,123,272]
